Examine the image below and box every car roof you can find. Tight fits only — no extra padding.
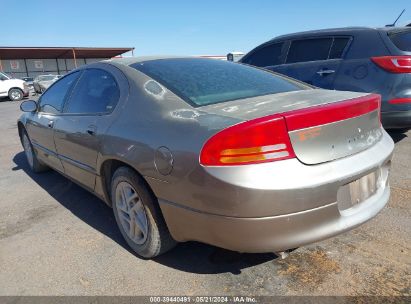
[270,26,411,41]
[378,26,411,34]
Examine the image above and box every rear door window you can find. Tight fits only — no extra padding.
[64,69,120,114]
[242,43,284,67]
[329,37,350,59]
[388,30,411,52]
[286,38,333,63]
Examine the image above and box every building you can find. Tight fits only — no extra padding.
[0,47,134,79]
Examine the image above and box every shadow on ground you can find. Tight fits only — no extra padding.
[387,129,409,143]
[12,151,277,275]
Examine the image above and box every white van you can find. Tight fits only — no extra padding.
[227,52,245,62]
[0,72,29,101]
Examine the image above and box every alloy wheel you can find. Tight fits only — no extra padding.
[10,90,22,101]
[115,181,149,245]
[22,134,34,168]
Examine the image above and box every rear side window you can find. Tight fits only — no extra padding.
[389,30,411,52]
[65,69,120,114]
[286,38,333,63]
[329,37,350,59]
[39,72,80,114]
[242,43,284,67]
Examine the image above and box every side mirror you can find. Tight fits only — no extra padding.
[20,100,38,112]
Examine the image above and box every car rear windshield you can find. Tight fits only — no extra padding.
[131,58,306,107]
[388,30,411,52]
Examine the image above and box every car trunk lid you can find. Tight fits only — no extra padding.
[283,94,381,164]
[202,89,382,165]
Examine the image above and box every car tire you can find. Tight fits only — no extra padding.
[21,130,49,173]
[111,166,177,258]
[8,88,24,101]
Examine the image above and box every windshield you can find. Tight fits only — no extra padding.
[131,58,307,107]
[0,72,11,80]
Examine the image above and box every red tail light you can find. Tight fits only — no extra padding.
[371,56,411,73]
[389,98,411,104]
[200,115,296,166]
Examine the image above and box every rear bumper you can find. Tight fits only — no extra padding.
[158,130,394,253]
[382,111,411,129]
[160,182,390,253]
[22,86,29,97]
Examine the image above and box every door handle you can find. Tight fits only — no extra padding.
[86,125,97,136]
[47,120,54,128]
[316,69,335,76]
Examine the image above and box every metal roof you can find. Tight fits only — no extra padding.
[0,47,134,59]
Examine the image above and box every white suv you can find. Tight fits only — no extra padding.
[0,72,29,101]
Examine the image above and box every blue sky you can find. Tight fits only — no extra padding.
[2,0,410,56]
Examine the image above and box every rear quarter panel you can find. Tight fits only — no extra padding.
[377,29,411,113]
[95,63,241,196]
[332,30,399,112]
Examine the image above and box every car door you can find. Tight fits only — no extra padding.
[271,37,350,89]
[53,67,121,190]
[25,72,81,172]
